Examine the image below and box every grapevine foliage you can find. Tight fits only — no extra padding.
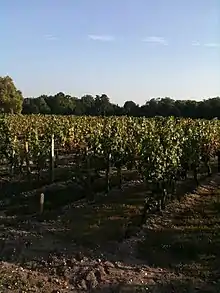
[0,114,219,210]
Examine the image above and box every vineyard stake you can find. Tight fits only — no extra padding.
[105,153,111,196]
[50,134,55,182]
[40,193,44,214]
[86,147,93,200]
[25,141,31,182]
[10,136,17,176]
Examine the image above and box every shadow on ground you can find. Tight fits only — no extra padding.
[137,186,220,285]
[0,168,218,264]
[1,168,220,292]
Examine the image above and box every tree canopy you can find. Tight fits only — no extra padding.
[1,76,220,119]
[23,94,220,119]
[0,76,23,114]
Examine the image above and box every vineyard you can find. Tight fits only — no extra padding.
[0,115,220,211]
[1,115,220,292]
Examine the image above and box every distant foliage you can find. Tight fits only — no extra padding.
[23,94,220,119]
[0,76,23,114]
[1,75,220,119]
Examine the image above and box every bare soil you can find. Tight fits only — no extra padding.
[1,173,220,292]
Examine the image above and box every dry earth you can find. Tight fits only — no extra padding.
[1,174,220,292]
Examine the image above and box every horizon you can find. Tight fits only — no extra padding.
[1,0,220,105]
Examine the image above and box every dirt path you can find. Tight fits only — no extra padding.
[1,175,220,292]
[135,174,220,292]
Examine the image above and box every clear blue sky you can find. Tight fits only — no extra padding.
[1,0,220,105]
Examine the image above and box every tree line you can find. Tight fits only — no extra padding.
[1,75,220,119]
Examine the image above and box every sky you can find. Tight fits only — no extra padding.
[0,0,220,105]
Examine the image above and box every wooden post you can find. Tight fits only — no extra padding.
[50,134,55,182]
[105,153,111,196]
[40,193,44,214]
[10,149,15,176]
[10,136,17,176]
[25,141,31,182]
[86,147,93,200]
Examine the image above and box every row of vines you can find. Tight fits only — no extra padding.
[0,114,220,217]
